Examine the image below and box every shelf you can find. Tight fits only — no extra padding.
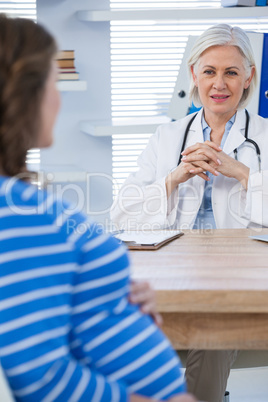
[77,7,268,22]
[57,80,87,92]
[80,116,171,137]
[39,165,87,183]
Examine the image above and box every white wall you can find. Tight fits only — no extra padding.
[37,0,113,226]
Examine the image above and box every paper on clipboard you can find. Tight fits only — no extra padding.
[250,234,268,243]
[114,230,184,250]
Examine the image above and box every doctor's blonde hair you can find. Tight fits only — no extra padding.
[187,23,257,109]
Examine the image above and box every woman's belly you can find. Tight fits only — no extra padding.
[71,303,186,400]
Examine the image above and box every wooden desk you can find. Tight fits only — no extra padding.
[130,229,268,350]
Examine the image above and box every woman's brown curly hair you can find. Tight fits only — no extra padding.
[0,14,57,177]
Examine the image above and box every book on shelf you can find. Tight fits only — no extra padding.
[57,50,75,60]
[58,72,79,81]
[57,59,75,68]
[221,0,255,5]
[58,67,77,73]
[56,50,83,82]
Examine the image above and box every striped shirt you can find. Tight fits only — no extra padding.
[0,175,185,401]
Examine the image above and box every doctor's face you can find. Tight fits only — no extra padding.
[191,45,254,121]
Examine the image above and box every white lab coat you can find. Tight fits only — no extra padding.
[111,109,268,230]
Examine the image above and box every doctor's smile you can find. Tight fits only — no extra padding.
[210,94,230,103]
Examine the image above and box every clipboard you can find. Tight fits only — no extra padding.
[114,230,184,250]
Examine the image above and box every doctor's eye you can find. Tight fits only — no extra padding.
[203,70,215,75]
[226,70,238,76]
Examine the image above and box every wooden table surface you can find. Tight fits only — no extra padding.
[130,229,268,350]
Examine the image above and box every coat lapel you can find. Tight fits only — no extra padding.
[222,109,246,155]
[185,108,247,155]
[181,109,205,197]
[185,109,204,147]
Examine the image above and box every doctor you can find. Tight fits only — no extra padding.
[111,24,268,233]
[111,23,268,402]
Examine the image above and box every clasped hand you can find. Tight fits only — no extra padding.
[180,140,222,182]
[174,140,249,188]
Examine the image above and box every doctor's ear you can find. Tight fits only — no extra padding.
[244,65,255,89]
[191,65,198,87]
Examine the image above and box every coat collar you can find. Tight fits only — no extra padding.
[186,109,204,146]
[188,108,246,155]
[223,109,246,155]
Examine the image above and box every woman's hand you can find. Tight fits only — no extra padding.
[180,140,222,176]
[129,281,163,327]
[210,149,249,189]
[181,141,249,189]
[165,141,222,199]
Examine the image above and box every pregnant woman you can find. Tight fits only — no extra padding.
[0,14,195,402]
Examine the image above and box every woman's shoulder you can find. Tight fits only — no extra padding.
[0,175,85,231]
[0,176,41,211]
[248,112,268,136]
[155,113,199,139]
[249,112,268,124]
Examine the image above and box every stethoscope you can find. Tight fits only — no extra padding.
[177,109,261,172]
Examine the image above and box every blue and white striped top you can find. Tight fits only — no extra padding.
[0,175,185,402]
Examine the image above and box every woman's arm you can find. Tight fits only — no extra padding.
[243,169,268,226]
